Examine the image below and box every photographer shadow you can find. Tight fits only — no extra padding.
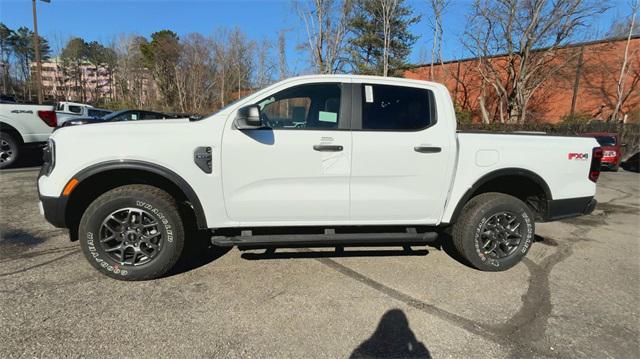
[351,309,431,359]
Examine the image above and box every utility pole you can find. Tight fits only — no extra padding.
[32,0,49,104]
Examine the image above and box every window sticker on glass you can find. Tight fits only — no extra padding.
[365,85,374,103]
[318,111,338,123]
[131,114,138,120]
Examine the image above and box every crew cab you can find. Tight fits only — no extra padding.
[1,102,56,169]
[37,75,602,280]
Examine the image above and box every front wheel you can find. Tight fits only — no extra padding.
[452,193,535,271]
[79,185,184,280]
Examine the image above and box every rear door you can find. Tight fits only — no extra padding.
[349,82,455,224]
[221,81,353,225]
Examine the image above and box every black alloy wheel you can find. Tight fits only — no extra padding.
[478,211,524,259]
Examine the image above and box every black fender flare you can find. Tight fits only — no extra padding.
[448,167,552,224]
[69,160,208,229]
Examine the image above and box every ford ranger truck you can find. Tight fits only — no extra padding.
[37,75,602,280]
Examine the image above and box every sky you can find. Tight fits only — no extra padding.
[0,0,632,74]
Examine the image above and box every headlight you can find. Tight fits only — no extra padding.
[603,150,617,157]
[41,138,55,176]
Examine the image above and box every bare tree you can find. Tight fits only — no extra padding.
[379,0,398,76]
[465,0,609,123]
[294,0,352,74]
[278,29,289,80]
[175,33,216,114]
[211,28,256,107]
[229,28,256,99]
[255,38,275,89]
[427,0,449,81]
[112,34,154,108]
[611,0,639,122]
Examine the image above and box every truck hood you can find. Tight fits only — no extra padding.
[51,117,208,143]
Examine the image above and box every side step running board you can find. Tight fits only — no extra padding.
[211,228,438,248]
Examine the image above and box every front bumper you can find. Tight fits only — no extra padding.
[39,195,68,228]
[545,196,597,222]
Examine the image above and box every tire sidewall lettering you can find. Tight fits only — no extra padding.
[520,211,533,254]
[85,233,128,276]
[136,200,173,243]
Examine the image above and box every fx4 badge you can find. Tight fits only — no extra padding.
[568,153,589,160]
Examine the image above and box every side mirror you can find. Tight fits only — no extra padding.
[234,105,263,129]
[621,143,627,147]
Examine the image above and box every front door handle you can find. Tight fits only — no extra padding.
[313,145,344,152]
[414,146,442,153]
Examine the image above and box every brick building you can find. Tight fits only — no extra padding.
[404,36,640,123]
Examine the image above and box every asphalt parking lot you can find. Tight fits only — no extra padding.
[1,168,638,358]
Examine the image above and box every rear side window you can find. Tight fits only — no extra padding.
[362,84,434,130]
[69,105,82,114]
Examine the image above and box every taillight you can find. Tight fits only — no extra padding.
[38,110,57,127]
[589,147,603,182]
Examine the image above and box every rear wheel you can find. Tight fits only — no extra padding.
[452,193,535,271]
[79,185,184,280]
[0,132,19,169]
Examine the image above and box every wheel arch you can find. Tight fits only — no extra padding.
[64,160,208,238]
[0,121,25,143]
[448,167,552,223]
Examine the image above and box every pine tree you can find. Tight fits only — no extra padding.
[348,0,420,76]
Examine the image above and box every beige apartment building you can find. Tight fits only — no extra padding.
[34,58,156,105]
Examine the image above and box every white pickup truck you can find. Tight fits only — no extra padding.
[1,103,57,169]
[55,101,112,125]
[37,75,602,280]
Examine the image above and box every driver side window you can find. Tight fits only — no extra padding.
[258,83,341,130]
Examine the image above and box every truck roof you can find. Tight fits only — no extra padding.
[280,74,445,88]
[57,101,94,107]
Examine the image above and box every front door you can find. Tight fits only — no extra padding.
[350,82,454,224]
[222,82,352,225]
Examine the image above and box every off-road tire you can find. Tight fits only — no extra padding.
[79,185,184,280]
[452,192,535,271]
[0,132,19,169]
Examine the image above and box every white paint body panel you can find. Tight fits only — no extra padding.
[222,129,351,223]
[37,75,599,229]
[349,78,456,225]
[0,103,55,143]
[441,133,598,223]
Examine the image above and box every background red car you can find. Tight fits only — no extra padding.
[584,132,622,171]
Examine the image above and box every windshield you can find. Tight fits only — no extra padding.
[595,136,616,146]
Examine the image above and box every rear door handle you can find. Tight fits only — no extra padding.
[313,145,344,152]
[414,146,442,153]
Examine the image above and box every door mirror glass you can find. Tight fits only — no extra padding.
[234,104,263,129]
